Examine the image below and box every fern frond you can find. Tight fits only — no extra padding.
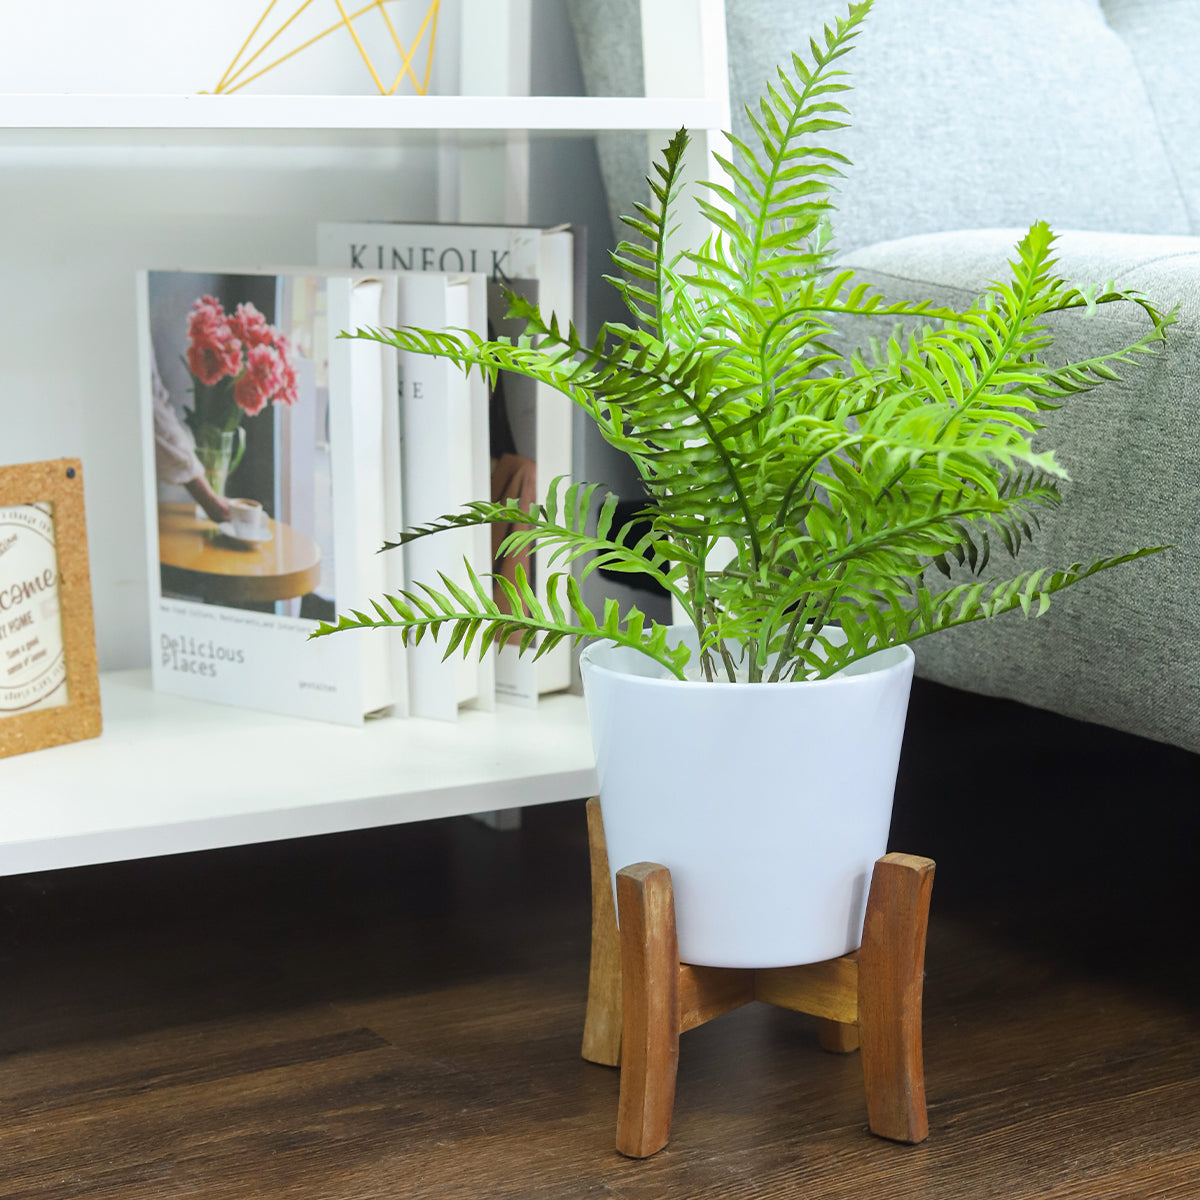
[610,127,692,339]
[310,562,692,680]
[809,546,1170,678]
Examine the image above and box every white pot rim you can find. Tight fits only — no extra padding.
[579,637,915,693]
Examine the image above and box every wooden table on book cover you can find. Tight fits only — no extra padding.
[157,502,322,606]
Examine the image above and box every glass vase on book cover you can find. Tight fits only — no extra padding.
[193,424,245,503]
[183,294,298,512]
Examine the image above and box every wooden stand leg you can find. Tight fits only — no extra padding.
[581,798,623,1067]
[858,852,935,1144]
[816,1017,861,1054]
[615,862,679,1159]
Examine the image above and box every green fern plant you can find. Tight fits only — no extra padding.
[313,0,1173,684]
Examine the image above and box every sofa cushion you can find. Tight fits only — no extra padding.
[1102,0,1200,235]
[839,229,1200,752]
[568,0,1191,251]
[726,0,1190,251]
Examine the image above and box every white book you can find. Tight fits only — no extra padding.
[340,277,391,715]
[377,276,410,719]
[138,268,396,725]
[316,221,583,707]
[306,268,411,718]
[463,272,496,713]
[395,272,493,721]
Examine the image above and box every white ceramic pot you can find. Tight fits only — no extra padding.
[579,626,915,969]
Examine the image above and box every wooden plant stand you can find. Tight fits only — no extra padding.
[579,798,936,1158]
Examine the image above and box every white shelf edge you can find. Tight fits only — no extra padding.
[0,766,600,879]
[0,93,725,132]
[0,671,599,878]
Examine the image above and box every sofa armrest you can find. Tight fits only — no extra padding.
[836,229,1200,754]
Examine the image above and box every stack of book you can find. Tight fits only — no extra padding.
[137,221,583,726]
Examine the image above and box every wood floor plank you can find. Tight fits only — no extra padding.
[0,1005,383,1104]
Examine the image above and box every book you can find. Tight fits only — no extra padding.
[316,221,584,706]
[343,274,408,717]
[137,268,403,726]
[395,271,495,721]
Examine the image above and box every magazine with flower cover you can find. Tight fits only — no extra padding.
[136,268,400,725]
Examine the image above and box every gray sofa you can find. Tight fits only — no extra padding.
[568,0,1200,755]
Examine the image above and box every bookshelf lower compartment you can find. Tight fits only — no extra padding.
[0,671,597,877]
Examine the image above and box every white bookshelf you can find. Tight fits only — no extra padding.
[0,0,730,875]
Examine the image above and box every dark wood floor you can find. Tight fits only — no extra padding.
[1,679,1197,1199]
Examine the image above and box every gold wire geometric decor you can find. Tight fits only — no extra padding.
[209,0,441,95]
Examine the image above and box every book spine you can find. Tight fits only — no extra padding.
[325,279,370,722]
[443,276,490,711]
[464,274,496,712]
[378,277,410,718]
[532,230,575,695]
[344,277,393,715]
[396,274,461,722]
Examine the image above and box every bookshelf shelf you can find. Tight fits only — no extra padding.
[0,93,721,135]
[0,671,597,878]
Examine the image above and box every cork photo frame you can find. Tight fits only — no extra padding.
[0,459,102,759]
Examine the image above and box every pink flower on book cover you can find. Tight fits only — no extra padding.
[186,295,242,386]
[185,298,294,395]
[234,342,288,415]
[182,295,298,502]
[230,301,276,350]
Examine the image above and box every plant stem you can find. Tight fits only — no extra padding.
[767,592,819,683]
[793,564,847,679]
[704,600,739,682]
[719,639,738,683]
[747,638,762,683]
[687,554,716,682]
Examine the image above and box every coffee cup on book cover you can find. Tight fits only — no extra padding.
[229,498,266,539]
